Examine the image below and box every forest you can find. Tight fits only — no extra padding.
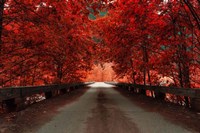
[0,0,199,89]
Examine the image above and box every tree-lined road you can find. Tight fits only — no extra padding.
[36,82,194,133]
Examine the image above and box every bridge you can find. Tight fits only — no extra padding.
[0,82,200,133]
[1,0,200,133]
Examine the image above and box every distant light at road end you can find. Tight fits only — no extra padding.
[88,82,114,88]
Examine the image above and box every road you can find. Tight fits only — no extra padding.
[36,82,194,133]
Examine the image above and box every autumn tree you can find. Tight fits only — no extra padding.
[95,0,199,89]
[0,0,95,87]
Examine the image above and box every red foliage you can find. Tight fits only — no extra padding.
[0,0,199,88]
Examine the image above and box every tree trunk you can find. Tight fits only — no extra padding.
[56,64,63,84]
[183,0,200,29]
[141,44,149,95]
[130,59,136,84]
[142,41,151,85]
[0,0,5,86]
[178,61,184,87]
[31,66,37,85]
[142,45,147,85]
[0,0,5,52]
[182,45,191,107]
[178,26,191,107]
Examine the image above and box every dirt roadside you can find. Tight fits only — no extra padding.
[115,87,200,132]
[0,87,89,133]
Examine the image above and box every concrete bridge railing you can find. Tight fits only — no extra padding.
[106,82,200,111]
[0,82,93,112]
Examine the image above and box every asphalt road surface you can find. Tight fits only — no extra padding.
[36,82,194,133]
